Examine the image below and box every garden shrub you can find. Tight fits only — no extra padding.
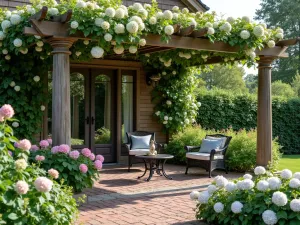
[197,89,300,153]
[191,167,300,225]
[165,126,281,172]
[0,104,78,225]
[29,142,104,193]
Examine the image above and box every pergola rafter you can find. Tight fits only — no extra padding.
[24,7,299,167]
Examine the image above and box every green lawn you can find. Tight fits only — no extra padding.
[278,155,300,173]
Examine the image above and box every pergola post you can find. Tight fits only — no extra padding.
[256,56,276,167]
[48,38,75,146]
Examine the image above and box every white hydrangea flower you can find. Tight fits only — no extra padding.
[5,11,11,19]
[276,33,284,39]
[10,14,21,25]
[281,169,292,179]
[104,33,112,42]
[172,71,177,75]
[86,2,95,10]
[1,20,11,31]
[207,185,217,194]
[101,21,110,30]
[48,8,59,16]
[71,21,79,29]
[189,18,197,27]
[0,31,6,40]
[113,45,124,55]
[10,81,16,87]
[91,46,104,58]
[293,172,300,180]
[163,121,168,125]
[182,8,189,14]
[144,4,151,10]
[155,111,160,116]
[2,49,8,55]
[76,0,86,8]
[115,8,125,19]
[207,27,215,35]
[169,117,173,121]
[164,25,174,35]
[75,51,81,57]
[105,7,115,18]
[227,17,235,23]
[231,201,243,214]
[267,40,275,48]
[114,24,125,34]
[138,9,148,19]
[240,179,254,190]
[13,38,22,47]
[253,25,264,37]
[289,178,300,188]
[220,22,232,32]
[243,174,252,180]
[262,210,278,225]
[214,202,224,213]
[240,30,250,39]
[197,102,202,107]
[225,182,237,192]
[126,21,139,34]
[267,177,282,190]
[257,180,269,192]
[184,119,190,124]
[40,105,46,111]
[14,85,20,91]
[242,16,251,23]
[139,39,146,47]
[163,10,173,20]
[149,17,157,25]
[12,122,19,128]
[189,191,200,200]
[164,116,169,121]
[272,191,287,206]
[5,55,11,60]
[214,176,228,188]
[290,199,300,212]
[213,22,219,28]
[133,3,143,11]
[173,13,179,20]
[129,46,137,54]
[172,6,179,11]
[166,100,172,106]
[249,52,256,60]
[20,48,28,54]
[276,28,284,34]
[95,18,104,27]
[156,12,164,19]
[35,41,44,47]
[198,191,210,204]
[205,22,213,28]
[33,76,40,82]
[35,46,42,52]
[34,35,41,39]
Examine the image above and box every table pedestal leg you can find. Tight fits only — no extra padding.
[138,159,147,179]
[146,160,155,182]
[162,159,172,180]
[156,160,162,176]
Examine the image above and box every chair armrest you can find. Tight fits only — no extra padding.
[123,143,131,151]
[210,148,226,160]
[185,146,201,152]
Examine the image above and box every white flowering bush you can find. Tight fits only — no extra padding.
[193,167,300,224]
[0,104,78,224]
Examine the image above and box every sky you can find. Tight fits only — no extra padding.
[205,0,262,75]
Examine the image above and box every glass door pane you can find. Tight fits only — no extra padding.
[122,74,134,143]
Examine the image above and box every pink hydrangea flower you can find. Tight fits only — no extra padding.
[94,160,103,170]
[0,115,4,122]
[31,145,39,151]
[18,139,31,151]
[51,146,59,154]
[48,168,59,179]
[14,142,19,148]
[81,148,91,157]
[34,177,53,192]
[8,151,12,156]
[47,138,52,145]
[89,153,95,161]
[58,144,70,154]
[79,164,88,173]
[0,104,15,119]
[15,181,29,195]
[96,155,105,163]
[69,150,80,159]
[35,155,45,161]
[39,140,49,148]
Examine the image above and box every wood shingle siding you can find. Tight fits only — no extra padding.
[0,0,30,10]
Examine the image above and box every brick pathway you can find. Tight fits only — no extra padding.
[77,164,240,225]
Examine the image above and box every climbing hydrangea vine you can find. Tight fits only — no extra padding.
[0,0,285,136]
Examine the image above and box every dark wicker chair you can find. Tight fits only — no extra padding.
[184,134,232,178]
[123,131,161,172]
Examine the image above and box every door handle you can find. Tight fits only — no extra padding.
[85,116,90,124]
[91,116,94,125]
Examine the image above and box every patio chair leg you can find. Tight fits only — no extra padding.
[208,162,212,178]
[128,156,131,172]
[185,166,189,175]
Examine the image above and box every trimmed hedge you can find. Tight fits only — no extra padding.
[196,90,300,154]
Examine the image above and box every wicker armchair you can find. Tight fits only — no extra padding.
[123,131,161,172]
[184,134,232,178]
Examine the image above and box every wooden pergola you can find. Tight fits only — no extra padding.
[24,7,299,167]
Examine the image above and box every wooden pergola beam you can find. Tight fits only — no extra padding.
[276,37,300,47]
[50,9,73,23]
[29,6,48,21]
[178,25,195,36]
[189,28,208,38]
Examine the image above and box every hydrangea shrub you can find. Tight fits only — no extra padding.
[191,167,300,225]
[29,142,104,192]
[0,104,78,224]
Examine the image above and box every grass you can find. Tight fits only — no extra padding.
[278,155,300,173]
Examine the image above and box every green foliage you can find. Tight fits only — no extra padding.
[0,116,78,224]
[271,80,296,98]
[244,73,258,93]
[95,127,111,144]
[196,90,300,153]
[291,71,300,96]
[164,126,281,172]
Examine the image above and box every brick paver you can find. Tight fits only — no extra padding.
[77,164,240,225]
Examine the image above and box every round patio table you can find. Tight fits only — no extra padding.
[135,154,174,182]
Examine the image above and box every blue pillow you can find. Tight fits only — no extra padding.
[131,135,152,149]
[199,139,223,153]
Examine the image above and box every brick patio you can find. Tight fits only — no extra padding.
[77,164,241,225]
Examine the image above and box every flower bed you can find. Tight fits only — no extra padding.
[29,142,104,193]
[0,104,78,224]
[191,166,300,224]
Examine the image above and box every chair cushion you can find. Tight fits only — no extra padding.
[131,135,152,149]
[129,149,150,156]
[199,139,223,153]
[186,152,224,161]
[206,136,227,148]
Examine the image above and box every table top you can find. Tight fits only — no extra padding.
[135,154,174,159]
